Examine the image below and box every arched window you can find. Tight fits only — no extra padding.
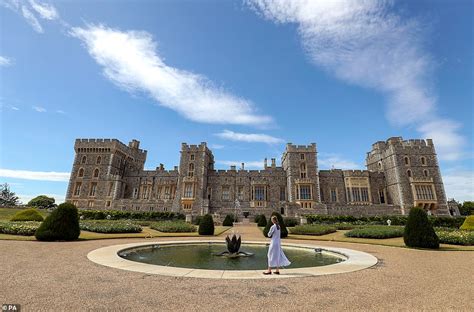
[424,169,429,177]
[378,162,383,170]
[93,168,99,178]
[81,155,87,164]
[407,169,412,178]
[404,156,410,166]
[78,168,84,178]
[421,156,426,165]
[96,156,102,164]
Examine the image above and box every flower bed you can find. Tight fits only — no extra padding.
[290,224,337,236]
[78,210,185,221]
[151,221,196,233]
[0,221,41,236]
[79,220,142,233]
[435,229,474,246]
[345,226,404,239]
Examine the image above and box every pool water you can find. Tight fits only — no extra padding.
[118,243,345,270]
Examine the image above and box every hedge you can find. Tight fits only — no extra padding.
[78,210,185,221]
[345,226,404,239]
[284,217,298,227]
[0,221,41,236]
[290,224,336,236]
[151,221,196,233]
[10,208,44,222]
[80,220,142,233]
[460,215,474,231]
[254,214,267,227]
[35,203,80,241]
[222,214,234,226]
[198,214,214,235]
[403,208,439,249]
[435,229,474,246]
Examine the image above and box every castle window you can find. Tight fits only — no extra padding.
[188,163,194,177]
[378,162,383,170]
[149,207,153,211]
[424,169,429,177]
[93,168,99,178]
[280,186,286,201]
[222,186,230,201]
[171,185,176,199]
[237,186,244,201]
[297,185,311,200]
[133,188,138,199]
[107,182,114,197]
[88,200,94,208]
[361,188,369,202]
[352,188,361,202]
[379,189,385,204]
[81,155,87,164]
[421,157,426,165]
[407,169,412,178]
[96,156,102,164]
[72,200,78,207]
[184,183,194,198]
[415,185,435,200]
[300,153,305,160]
[404,156,410,166]
[331,189,337,202]
[106,201,111,207]
[135,206,140,211]
[156,186,162,199]
[190,154,195,161]
[78,168,84,178]
[300,163,307,179]
[89,182,97,197]
[164,186,170,199]
[73,182,82,196]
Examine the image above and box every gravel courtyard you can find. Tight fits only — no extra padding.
[1,235,473,311]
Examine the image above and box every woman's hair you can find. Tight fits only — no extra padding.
[271,215,280,230]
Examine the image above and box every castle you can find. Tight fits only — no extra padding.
[65,137,451,219]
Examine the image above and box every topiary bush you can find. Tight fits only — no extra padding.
[263,212,288,238]
[10,208,44,222]
[198,214,214,235]
[222,214,234,226]
[345,225,404,239]
[151,221,196,233]
[290,224,336,236]
[403,208,439,249]
[284,217,298,227]
[257,214,267,227]
[35,202,80,241]
[193,215,203,225]
[460,215,474,231]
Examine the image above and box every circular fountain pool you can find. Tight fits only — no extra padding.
[118,243,344,270]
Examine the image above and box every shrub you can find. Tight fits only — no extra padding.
[333,223,359,230]
[10,208,44,222]
[263,212,288,238]
[78,210,185,221]
[0,221,41,236]
[345,225,404,239]
[290,224,336,236]
[151,221,196,233]
[403,208,439,249]
[430,216,466,228]
[284,217,298,227]
[460,215,474,231]
[435,229,474,246]
[193,215,203,225]
[198,214,214,235]
[80,220,142,233]
[27,195,55,209]
[257,214,267,227]
[222,214,234,226]
[35,203,80,241]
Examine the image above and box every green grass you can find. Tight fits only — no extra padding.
[0,207,49,221]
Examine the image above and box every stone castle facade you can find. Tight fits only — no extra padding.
[65,137,451,218]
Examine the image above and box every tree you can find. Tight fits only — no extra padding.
[198,214,215,235]
[0,183,20,207]
[403,207,439,249]
[459,201,474,216]
[35,202,80,241]
[28,195,55,209]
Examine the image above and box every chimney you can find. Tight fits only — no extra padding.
[230,165,236,171]
[241,162,245,170]
[173,166,178,171]
[159,163,164,170]
[271,158,276,168]
[264,158,268,169]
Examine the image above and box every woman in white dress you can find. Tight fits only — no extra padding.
[263,216,291,275]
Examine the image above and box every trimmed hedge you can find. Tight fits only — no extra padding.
[151,221,196,233]
[435,229,474,246]
[284,217,298,227]
[222,214,234,226]
[403,208,439,249]
[263,212,288,238]
[290,224,336,236]
[198,214,214,235]
[345,226,404,239]
[0,221,41,236]
[10,208,44,222]
[35,203,80,241]
[78,210,185,221]
[254,214,267,227]
[80,220,142,233]
[192,216,203,225]
[460,215,474,231]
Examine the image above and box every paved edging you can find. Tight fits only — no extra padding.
[87,240,378,279]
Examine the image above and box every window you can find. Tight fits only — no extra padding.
[72,200,78,207]
[253,186,265,201]
[96,156,102,164]
[164,186,170,199]
[424,169,429,177]
[88,200,94,208]
[106,201,111,207]
[415,185,435,200]
[149,207,154,211]
[133,188,138,199]
[156,186,162,199]
[222,186,230,200]
[421,157,426,165]
[352,188,361,202]
[190,154,195,161]
[237,186,244,201]
[74,182,82,196]
[182,203,192,210]
[184,183,194,198]
[78,168,84,178]
[93,168,99,178]
[298,185,311,200]
[81,155,87,164]
[330,189,337,202]
[300,153,305,160]
[378,162,382,170]
[89,182,97,196]
[404,156,410,166]
[407,170,412,178]
[379,189,385,204]
[300,163,307,178]
[361,188,369,202]
[188,163,194,177]
[280,186,286,201]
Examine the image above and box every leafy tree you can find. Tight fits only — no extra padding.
[28,195,55,209]
[459,201,474,216]
[0,183,20,207]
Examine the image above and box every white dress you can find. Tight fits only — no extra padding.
[267,224,291,268]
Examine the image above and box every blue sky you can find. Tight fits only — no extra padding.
[0,0,472,204]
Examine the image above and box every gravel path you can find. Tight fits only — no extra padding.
[1,231,473,311]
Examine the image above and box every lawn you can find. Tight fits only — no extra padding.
[0,207,49,221]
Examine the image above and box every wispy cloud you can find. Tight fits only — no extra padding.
[32,105,46,112]
[0,168,70,182]
[70,24,272,126]
[215,129,284,144]
[2,0,59,33]
[318,153,361,170]
[247,0,465,160]
[216,160,264,169]
[55,109,66,114]
[210,144,225,150]
[443,168,474,202]
[0,56,13,67]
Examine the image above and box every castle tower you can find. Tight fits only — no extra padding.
[366,137,449,215]
[173,142,214,215]
[66,139,147,209]
[281,143,321,210]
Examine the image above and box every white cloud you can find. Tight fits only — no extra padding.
[216,160,264,169]
[11,106,20,110]
[0,56,13,66]
[0,168,70,182]
[210,144,225,150]
[32,105,46,112]
[247,0,465,160]
[55,109,66,114]
[18,193,66,205]
[215,129,284,144]
[2,0,59,33]
[29,0,59,20]
[443,168,474,202]
[70,24,272,126]
[318,153,361,170]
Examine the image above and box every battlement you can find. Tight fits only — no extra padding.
[74,138,147,155]
[343,170,369,176]
[285,143,317,153]
[181,142,211,153]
